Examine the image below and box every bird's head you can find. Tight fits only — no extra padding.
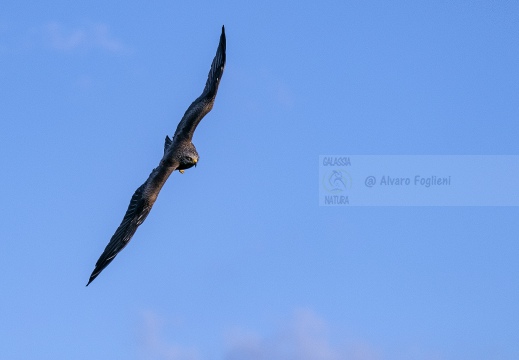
[178,143,199,171]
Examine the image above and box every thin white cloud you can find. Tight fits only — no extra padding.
[90,23,126,52]
[224,308,379,360]
[137,308,382,360]
[139,310,201,360]
[43,22,126,53]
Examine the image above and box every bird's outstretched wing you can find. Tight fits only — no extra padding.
[173,25,226,142]
[87,182,152,286]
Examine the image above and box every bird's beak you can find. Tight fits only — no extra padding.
[194,159,198,167]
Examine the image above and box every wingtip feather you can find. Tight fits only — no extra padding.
[220,26,226,49]
[86,272,96,286]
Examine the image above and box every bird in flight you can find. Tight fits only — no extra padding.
[87,26,226,286]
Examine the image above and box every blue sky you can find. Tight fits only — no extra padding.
[1,1,518,359]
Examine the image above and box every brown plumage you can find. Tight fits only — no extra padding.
[87,26,226,286]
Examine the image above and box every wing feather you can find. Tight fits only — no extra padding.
[86,182,152,286]
[173,25,226,142]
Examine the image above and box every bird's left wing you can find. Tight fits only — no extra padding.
[87,181,152,286]
[173,25,226,142]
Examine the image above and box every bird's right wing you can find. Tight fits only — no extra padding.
[87,181,152,286]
